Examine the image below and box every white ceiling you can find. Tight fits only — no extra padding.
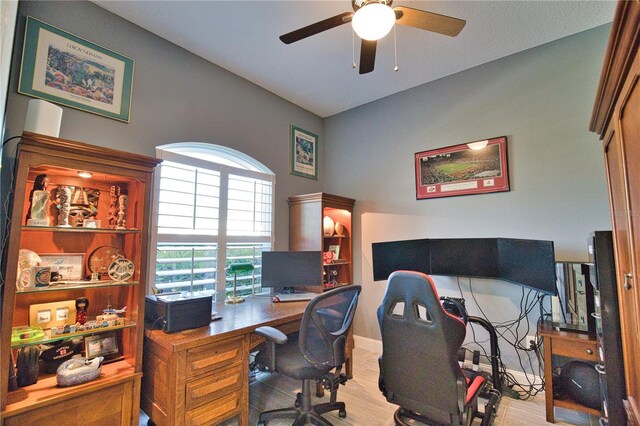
[93,1,616,118]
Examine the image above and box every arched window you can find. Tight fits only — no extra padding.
[151,142,274,299]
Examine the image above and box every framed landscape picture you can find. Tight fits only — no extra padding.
[290,125,318,180]
[18,17,134,122]
[415,136,509,200]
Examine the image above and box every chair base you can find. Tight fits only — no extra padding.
[258,401,346,426]
[258,376,347,426]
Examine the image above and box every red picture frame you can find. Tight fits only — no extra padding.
[415,136,509,200]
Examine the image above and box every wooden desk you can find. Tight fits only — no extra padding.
[141,296,339,426]
[539,322,602,423]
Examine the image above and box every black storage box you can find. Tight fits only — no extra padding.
[145,293,212,333]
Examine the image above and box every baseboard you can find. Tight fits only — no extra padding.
[354,335,382,354]
[353,335,542,387]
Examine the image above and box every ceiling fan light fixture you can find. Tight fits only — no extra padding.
[352,3,396,41]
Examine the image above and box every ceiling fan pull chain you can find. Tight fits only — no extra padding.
[352,30,357,69]
[393,25,399,72]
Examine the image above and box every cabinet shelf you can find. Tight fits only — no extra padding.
[553,397,602,417]
[11,318,137,349]
[323,260,350,266]
[16,280,139,294]
[22,225,140,234]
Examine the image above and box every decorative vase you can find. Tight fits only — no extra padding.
[334,221,344,236]
[323,216,334,237]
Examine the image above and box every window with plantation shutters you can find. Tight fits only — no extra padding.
[152,143,274,300]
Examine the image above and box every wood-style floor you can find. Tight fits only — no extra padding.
[143,346,601,425]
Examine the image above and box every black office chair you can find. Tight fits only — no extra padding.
[254,285,361,426]
[377,271,486,426]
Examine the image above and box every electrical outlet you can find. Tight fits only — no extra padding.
[526,335,537,349]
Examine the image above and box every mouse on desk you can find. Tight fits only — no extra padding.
[272,296,280,303]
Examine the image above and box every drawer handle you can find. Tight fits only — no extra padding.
[624,273,633,290]
[591,312,601,319]
[595,364,606,375]
[586,348,593,355]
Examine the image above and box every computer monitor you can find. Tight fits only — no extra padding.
[261,251,323,291]
[497,238,557,295]
[430,238,500,278]
[372,239,431,281]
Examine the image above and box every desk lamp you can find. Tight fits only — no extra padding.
[226,263,254,304]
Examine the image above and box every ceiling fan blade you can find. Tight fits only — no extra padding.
[394,6,466,37]
[280,12,353,44]
[359,39,377,74]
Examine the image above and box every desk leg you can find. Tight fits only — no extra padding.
[543,335,555,423]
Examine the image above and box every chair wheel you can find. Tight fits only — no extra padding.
[339,409,347,418]
[258,422,265,426]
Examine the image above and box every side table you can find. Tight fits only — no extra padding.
[539,321,602,423]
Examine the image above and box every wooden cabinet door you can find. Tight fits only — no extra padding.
[604,128,640,420]
[615,63,640,421]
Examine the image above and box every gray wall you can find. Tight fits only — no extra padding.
[3,1,324,250]
[324,25,612,371]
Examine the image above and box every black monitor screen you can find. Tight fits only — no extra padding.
[261,251,322,289]
[372,239,430,281]
[498,239,556,295]
[430,238,500,278]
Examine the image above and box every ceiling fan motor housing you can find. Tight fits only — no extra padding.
[352,0,393,12]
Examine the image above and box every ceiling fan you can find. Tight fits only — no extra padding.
[280,0,466,75]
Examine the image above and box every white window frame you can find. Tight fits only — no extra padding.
[149,143,275,300]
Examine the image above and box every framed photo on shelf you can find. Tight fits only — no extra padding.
[29,300,76,329]
[328,244,341,260]
[18,17,134,122]
[415,136,509,200]
[85,331,119,359]
[39,253,85,281]
[290,125,318,180]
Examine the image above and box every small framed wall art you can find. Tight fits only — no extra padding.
[415,136,509,200]
[18,17,134,122]
[290,125,318,180]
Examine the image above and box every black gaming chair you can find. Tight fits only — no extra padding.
[255,285,361,426]
[377,271,485,426]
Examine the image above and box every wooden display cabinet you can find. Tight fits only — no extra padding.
[288,193,355,290]
[0,132,160,424]
[590,1,640,422]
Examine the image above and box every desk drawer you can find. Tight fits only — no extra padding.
[553,338,598,361]
[185,364,243,410]
[186,338,243,377]
[185,389,243,426]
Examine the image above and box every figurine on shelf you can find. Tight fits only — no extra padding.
[55,185,72,227]
[69,187,99,227]
[116,194,128,229]
[75,297,89,325]
[26,174,50,226]
[107,185,121,229]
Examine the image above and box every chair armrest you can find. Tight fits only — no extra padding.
[255,326,288,345]
[254,326,288,373]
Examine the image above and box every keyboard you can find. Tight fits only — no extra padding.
[274,291,317,302]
